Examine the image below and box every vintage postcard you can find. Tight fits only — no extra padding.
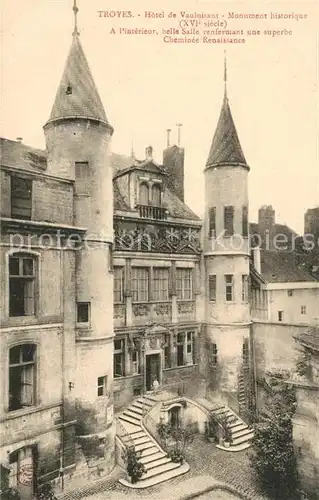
[1,1,318,500]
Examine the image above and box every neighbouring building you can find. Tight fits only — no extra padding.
[289,327,319,499]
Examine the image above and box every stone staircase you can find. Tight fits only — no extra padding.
[117,394,189,488]
[210,404,254,452]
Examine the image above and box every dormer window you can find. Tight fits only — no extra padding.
[139,182,149,206]
[152,184,161,206]
[66,84,72,95]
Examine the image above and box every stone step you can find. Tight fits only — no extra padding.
[123,410,142,421]
[231,428,252,440]
[118,462,190,489]
[131,436,151,446]
[128,406,144,416]
[135,440,155,453]
[229,423,247,434]
[142,460,180,480]
[136,398,154,407]
[229,421,244,430]
[118,415,142,427]
[143,394,157,402]
[140,451,166,465]
[232,431,254,446]
[216,441,252,453]
[140,446,160,458]
[129,430,147,439]
[132,401,150,411]
[144,456,172,471]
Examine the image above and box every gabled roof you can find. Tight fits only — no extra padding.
[45,35,111,128]
[259,250,317,283]
[206,97,248,169]
[113,159,166,180]
[250,222,299,251]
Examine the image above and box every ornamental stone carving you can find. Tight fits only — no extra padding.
[155,303,172,316]
[177,302,195,314]
[133,304,151,316]
[114,304,125,319]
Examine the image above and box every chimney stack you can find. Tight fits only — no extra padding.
[166,129,171,148]
[162,126,185,202]
[176,123,183,146]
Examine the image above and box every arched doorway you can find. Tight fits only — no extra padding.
[169,406,181,427]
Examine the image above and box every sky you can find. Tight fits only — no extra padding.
[1,0,318,233]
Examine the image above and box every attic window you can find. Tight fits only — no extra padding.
[66,84,72,95]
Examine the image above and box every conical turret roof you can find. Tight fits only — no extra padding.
[206,97,248,169]
[46,35,111,127]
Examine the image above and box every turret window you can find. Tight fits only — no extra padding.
[208,207,216,238]
[224,206,234,236]
[242,206,248,236]
[66,84,72,95]
[208,275,216,301]
[225,274,234,302]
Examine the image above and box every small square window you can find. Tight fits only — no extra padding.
[97,376,107,397]
[287,290,293,297]
[77,302,90,323]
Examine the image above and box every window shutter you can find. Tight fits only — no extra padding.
[24,280,35,315]
[242,206,248,236]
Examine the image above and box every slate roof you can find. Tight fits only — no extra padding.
[250,222,299,250]
[259,250,317,283]
[206,97,248,168]
[295,326,319,351]
[0,138,47,173]
[46,35,111,127]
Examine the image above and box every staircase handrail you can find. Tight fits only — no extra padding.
[116,417,135,450]
[143,412,170,453]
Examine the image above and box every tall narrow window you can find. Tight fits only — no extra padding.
[242,275,248,302]
[151,184,161,206]
[139,183,149,205]
[278,310,284,322]
[224,206,234,236]
[9,254,36,317]
[131,267,149,302]
[132,340,141,375]
[242,206,248,237]
[163,334,171,368]
[9,344,36,411]
[153,268,169,301]
[75,162,90,195]
[11,176,32,220]
[77,302,90,323]
[208,275,216,302]
[186,331,194,365]
[113,267,124,303]
[176,268,192,300]
[177,333,185,366]
[114,339,125,377]
[211,343,218,366]
[301,305,307,315]
[97,376,107,397]
[208,207,216,237]
[225,274,234,302]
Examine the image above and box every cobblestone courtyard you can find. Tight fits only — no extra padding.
[60,435,270,500]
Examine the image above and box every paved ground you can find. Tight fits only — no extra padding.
[59,435,270,500]
[196,491,243,500]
